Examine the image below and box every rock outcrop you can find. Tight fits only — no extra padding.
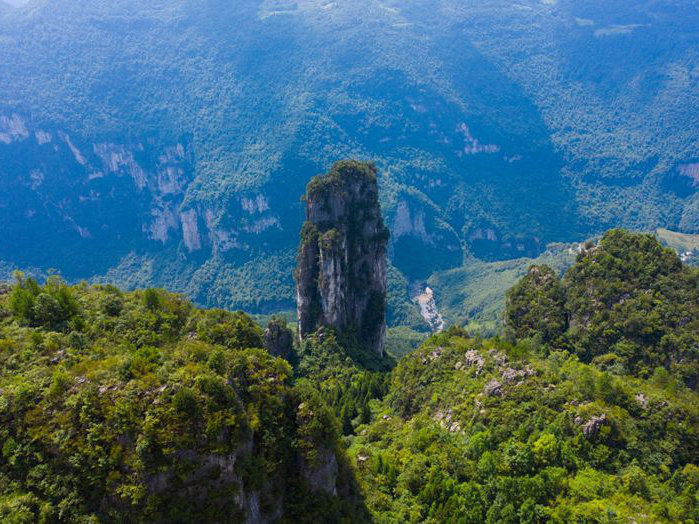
[412,285,445,332]
[577,413,608,440]
[295,160,389,356]
[263,317,294,362]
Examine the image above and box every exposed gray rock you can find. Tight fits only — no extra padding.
[463,350,485,374]
[241,194,270,214]
[180,209,202,252]
[301,447,338,496]
[146,204,179,244]
[435,407,462,433]
[421,346,444,365]
[144,437,288,523]
[357,452,370,465]
[412,285,445,332]
[488,349,508,366]
[483,379,503,397]
[93,142,145,186]
[98,384,118,396]
[393,200,431,244]
[241,215,280,234]
[0,114,29,144]
[501,366,536,384]
[35,130,52,145]
[295,160,389,356]
[578,413,607,439]
[635,393,649,408]
[263,318,294,361]
[48,350,66,365]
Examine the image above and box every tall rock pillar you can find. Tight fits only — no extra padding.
[295,160,389,356]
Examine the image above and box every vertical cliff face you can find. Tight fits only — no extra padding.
[295,160,389,356]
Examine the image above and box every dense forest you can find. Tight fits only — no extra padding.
[0,229,696,522]
[1,0,698,316]
[0,276,374,522]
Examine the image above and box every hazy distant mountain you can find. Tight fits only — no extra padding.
[0,0,697,313]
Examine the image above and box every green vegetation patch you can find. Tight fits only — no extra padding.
[347,329,699,523]
[0,274,364,522]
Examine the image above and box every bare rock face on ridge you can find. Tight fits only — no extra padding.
[263,317,294,362]
[295,160,389,356]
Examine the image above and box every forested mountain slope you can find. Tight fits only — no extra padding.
[1,230,697,522]
[506,230,699,387]
[0,278,368,522]
[346,231,699,522]
[349,331,698,522]
[0,0,697,313]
